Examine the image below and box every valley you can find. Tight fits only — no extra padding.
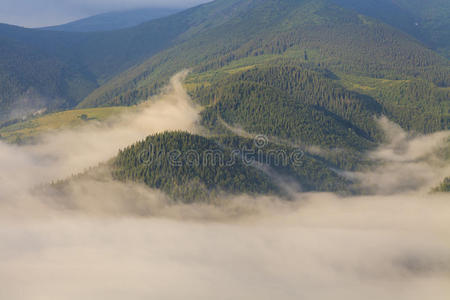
[0,1,449,298]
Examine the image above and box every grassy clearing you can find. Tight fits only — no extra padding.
[0,106,129,143]
[338,73,409,91]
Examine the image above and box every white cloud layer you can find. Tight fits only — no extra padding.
[0,193,449,300]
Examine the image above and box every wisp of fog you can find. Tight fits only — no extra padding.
[0,71,199,202]
[0,73,449,300]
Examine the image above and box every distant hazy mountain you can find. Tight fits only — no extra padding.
[42,8,180,32]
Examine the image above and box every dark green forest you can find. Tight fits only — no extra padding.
[195,66,383,150]
[111,132,350,202]
[111,132,277,202]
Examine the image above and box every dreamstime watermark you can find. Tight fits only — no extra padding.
[138,135,304,168]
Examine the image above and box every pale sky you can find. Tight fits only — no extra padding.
[0,0,211,27]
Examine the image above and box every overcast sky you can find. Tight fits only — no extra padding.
[0,0,211,28]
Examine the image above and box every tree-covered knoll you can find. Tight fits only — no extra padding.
[111,131,351,202]
[111,132,277,202]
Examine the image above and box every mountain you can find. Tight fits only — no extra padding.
[1,0,449,199]
[0,33,98,120]
[1,0,448,122]
[0,10,198,119]
[332,0,450,59]
[78,0,449,134]
[42,8,180,32]
[393,0,450,58]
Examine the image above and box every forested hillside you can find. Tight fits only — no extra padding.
[111,132,350,202]
[332,0,450,59]
[394,0,450,58]
[77,0,449,137]
[196,66,382,150]
[111,132,277,202]
[0,35,98,120]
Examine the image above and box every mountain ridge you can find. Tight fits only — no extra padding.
[75,0,449,137]
[1,0,448,122]
[41,8,181,32]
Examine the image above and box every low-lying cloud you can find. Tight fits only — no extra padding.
[347,117,450,194]
[0,73,449,300]
[1,193,449,300]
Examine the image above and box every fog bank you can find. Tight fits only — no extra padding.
[0,193,449,300]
